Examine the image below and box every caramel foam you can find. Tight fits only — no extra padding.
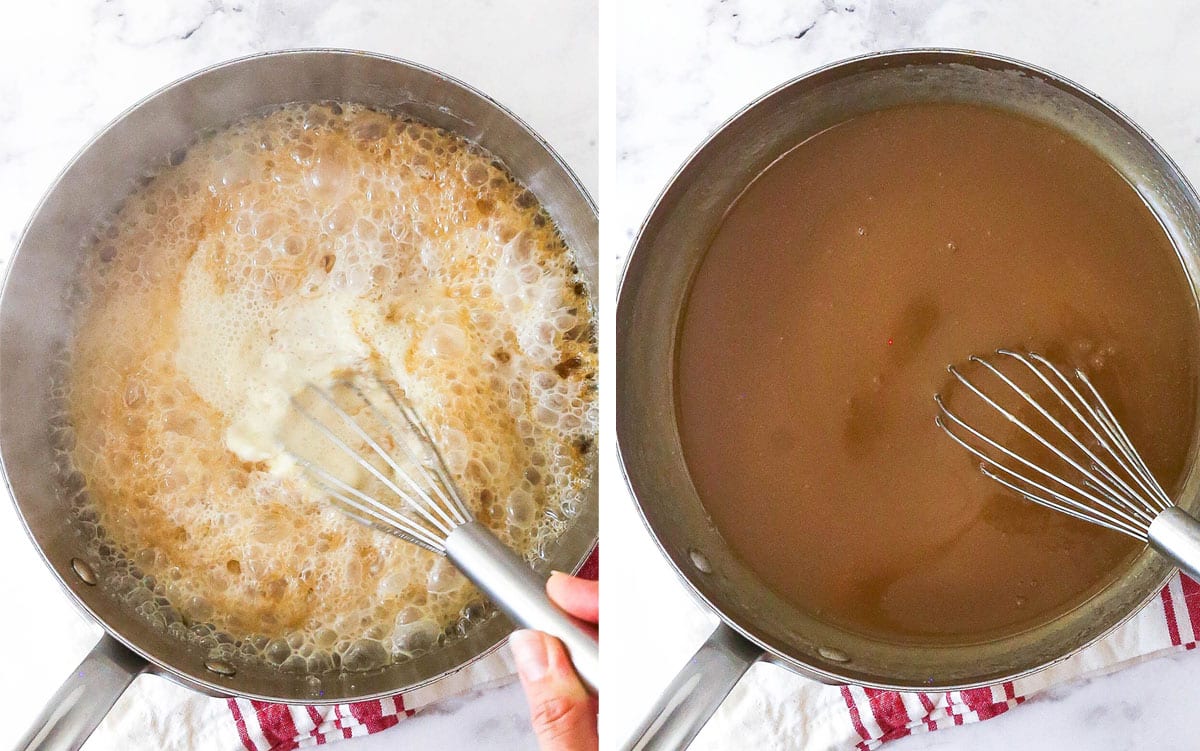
[64,103,596,672]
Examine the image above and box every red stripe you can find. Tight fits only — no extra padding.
[840,686,872,745]
[334,705,352,739]
[932,685,1021,729]
[917,693,937,730]
[227,699,259,751]
[578,547,599,580]
[306,706,327,745]
[1163,582,1183,646]
[248,700,300,751]
[348,698,401,735]
[959,687,1006,721]
[395,693,415,718]
[1179,574,1200,642]
[944,693,965,726]
[862,688,911,742]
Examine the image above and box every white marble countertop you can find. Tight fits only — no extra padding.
[0,1,595,750]
[607,0,1200,749]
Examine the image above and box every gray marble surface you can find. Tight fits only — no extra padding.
[606,0,1200,748]
[0,1,594,749]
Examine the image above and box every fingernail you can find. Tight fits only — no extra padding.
[509,629,549,682]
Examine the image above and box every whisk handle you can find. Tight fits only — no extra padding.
[444,520,599,692]
[1149,507,1200,583]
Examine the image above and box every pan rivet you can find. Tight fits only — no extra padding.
[70,558,97,586]
[688,549,712,574]
[205,660,237,677]
[818,646,850,663]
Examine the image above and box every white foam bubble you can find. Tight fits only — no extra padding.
[64,103,597,672]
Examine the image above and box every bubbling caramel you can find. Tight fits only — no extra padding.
[65,103,596,672]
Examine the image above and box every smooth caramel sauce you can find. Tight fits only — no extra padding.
[677,103,1199,643]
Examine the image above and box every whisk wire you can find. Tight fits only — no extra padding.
[277,373,602,694]
[934,401,1149,536]
[301,382,457,535]
[289,387,447,535]
[978,464,1147,539]
[291,455,444,552]
[992,352,1148,508]
[284,379,480,552]
[366,382,471,524]
[1070,370,1173,512]
[955,355,1149,523]
[329,380,464,532]
[395,392,472,517]
[935,349,1177,542]
[1015,351,1167,518]
[939,374,1148,530]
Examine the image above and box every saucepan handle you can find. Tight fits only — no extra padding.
[16,632,147,751]
[1149,506,1200,582]
[444,520,600,693]
[623,619,761,750]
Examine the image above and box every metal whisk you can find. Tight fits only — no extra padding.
[282,374,598,691]
[935,349,1200,581]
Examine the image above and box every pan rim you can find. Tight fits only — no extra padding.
[614,45,1197,690]
[0,46,599,704]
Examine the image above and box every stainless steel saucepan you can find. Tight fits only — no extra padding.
[0,49,598,750]
[615,49,1200,748]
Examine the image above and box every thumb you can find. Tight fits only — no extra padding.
[510,629,597,751]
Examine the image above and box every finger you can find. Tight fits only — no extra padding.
[546,572,599,623]
[510,629,598,751]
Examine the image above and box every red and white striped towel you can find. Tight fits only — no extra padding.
[226,550,598,751]
[87,559,1192,749]
[226,654,509,750]
[690,572,1200,750]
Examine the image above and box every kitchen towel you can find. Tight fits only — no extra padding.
[227,650,514,749]
[86,560,1191,749]
[704,571,1200,750]
[234,562,1193,750]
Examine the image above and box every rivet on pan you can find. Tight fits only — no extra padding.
[205,660,237,677]
[70,558,97,586]
[818,646,851,663]
[688,549,712,574]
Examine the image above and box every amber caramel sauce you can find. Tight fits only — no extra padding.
[677,103,1199,643]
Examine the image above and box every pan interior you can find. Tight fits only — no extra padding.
[616,51,1200,688]
[0,50,598,703]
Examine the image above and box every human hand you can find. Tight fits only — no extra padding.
[509,572,599,751]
